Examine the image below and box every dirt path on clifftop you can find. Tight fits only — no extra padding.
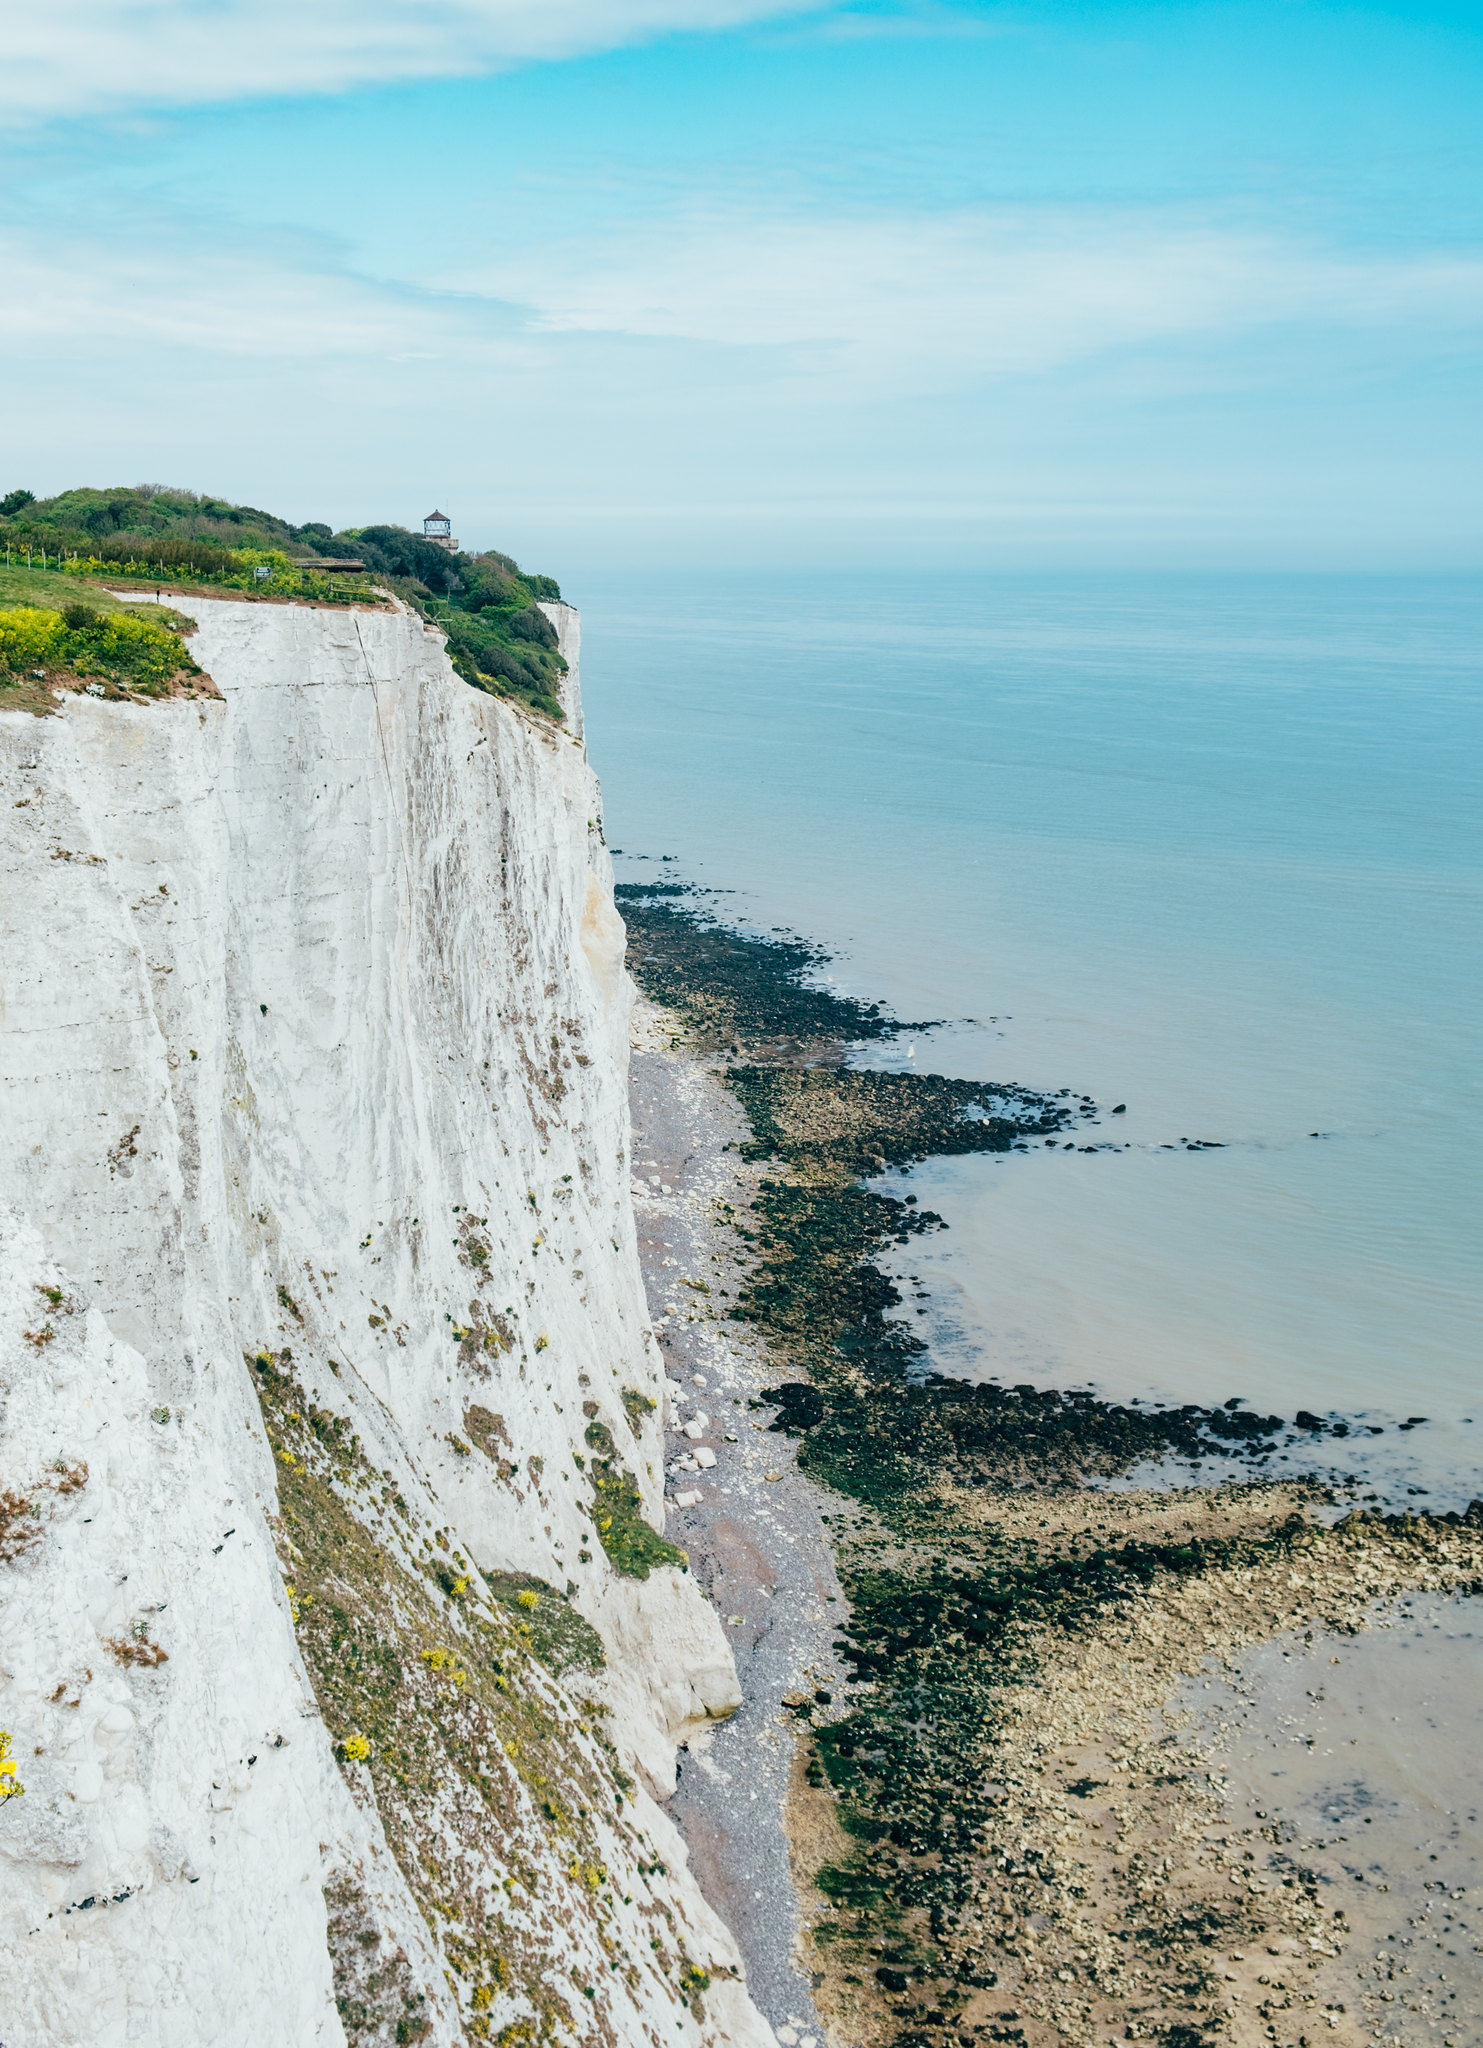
[630,1000,839,2044]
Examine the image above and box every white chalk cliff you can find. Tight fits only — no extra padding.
[0,594,769,2048]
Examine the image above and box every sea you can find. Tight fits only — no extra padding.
[580,571,1481,1515]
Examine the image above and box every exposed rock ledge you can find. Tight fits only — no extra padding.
[0,593,772,2048]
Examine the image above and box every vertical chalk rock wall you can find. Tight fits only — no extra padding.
[0,596,765,2048]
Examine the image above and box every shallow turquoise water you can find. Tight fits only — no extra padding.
[579,573,1482,1507]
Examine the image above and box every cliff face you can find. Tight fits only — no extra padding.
[0,595,766,2048]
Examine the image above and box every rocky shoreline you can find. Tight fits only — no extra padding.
[620,883,1483,2048]
[628,998,842,2041]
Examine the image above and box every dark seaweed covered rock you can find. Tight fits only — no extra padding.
[616,885,920,1050]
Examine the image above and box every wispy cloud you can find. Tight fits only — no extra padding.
[775,0,1020,42]
[441,204,1483,394]
[6,202,1480,402]
[0,230,441,358]
[4,0,818,122]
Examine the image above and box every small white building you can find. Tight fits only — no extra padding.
[423,509,458,552]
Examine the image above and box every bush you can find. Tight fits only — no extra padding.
[507,605,557,648]
[437,607,566,720]
[0,602,192,694]
[353,524,461,586]
[92,533,239,574]
[460,559,523,612]
[74,611,191,689]
[0,607,62,671]
[0,1729,24,1800]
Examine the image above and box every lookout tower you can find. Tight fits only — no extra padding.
[423,509,458,552]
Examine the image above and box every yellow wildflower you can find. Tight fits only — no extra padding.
[0,1732,24,1801]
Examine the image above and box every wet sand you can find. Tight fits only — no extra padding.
[1184,1594,1483,2047]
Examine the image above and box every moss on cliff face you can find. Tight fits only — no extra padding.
[324,1872,433,2047]
[582,1409,688,1579]
[482,1569,606,1677]
[249,1348,695,2045]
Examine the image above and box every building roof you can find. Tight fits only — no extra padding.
[424,510,450,524]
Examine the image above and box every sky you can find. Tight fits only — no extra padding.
[3,0,1481,573]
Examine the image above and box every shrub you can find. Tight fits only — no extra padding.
[439,609,566,722]
[92,533,239,574]
[482,1571,605,1673]
[0,1730,23,1800]
[352,524,460,586]
[0,606,63,672]
[2,486,569,707]
[0,1492,37,1552]
[0,601,194,694]
[506,606,557,649]
[84,612,191,690]
[107,1632,168,1668]
[460,560,522,612]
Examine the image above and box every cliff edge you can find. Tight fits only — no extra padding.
[0,593,769,2048]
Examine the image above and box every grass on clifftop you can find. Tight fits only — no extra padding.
[0,482,568,721]
[0,572,205,712]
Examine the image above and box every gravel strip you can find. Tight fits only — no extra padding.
[630,1002,840,2044]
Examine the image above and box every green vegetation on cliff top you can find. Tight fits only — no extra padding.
[0,482,568,721]
[0,568,205,711]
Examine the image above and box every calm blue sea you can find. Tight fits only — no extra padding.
[580,573,1483,1510]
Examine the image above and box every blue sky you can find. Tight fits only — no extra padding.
[4,1,1481,571]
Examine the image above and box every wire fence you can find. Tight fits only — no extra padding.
[1,546,380,605]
